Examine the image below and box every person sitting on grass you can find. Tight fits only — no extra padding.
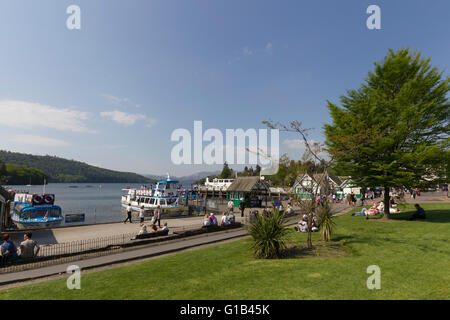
[295,215,308,232]
[353,202,378,217]
[161,222,169,232]
[352,207,368,216]
[409,204,426,220]
[377,201,384,214]
[390,197,397,208]
[311,216,319,232]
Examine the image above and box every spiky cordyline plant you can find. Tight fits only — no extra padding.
[248,208,289,259]
[316,201,335,242]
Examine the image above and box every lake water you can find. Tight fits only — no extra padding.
[5,183,145,225]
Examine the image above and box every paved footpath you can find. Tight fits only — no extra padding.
[8,215,243,245]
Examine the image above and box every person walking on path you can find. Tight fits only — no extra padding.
[346,193,352,206]
[124,203,133,223]
[154,205,161,228]
[239,200,245,217]
[139,205,145,223]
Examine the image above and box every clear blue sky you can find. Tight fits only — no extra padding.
[0,0,448,176]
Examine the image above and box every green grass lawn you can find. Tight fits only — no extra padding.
[1,203,449,299]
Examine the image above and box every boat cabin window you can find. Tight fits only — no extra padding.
[51,207,62,217]
[150,198,155,205]
[160,199,167,206]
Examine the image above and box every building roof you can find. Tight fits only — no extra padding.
[227,176,269,192]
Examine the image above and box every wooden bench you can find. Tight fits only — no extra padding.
[132,229,169,240]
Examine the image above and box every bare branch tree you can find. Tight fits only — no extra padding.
[263,120,336,248]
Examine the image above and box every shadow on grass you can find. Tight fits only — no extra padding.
[333,235,355,241]
[280,241,351,259]
[387,209,450,223]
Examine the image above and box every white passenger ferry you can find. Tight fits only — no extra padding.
[121,175,181,211]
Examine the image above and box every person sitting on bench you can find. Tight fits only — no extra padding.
[138,224,148,235]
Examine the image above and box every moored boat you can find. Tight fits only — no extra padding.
[11,192,63,229]
[121,175,181,211]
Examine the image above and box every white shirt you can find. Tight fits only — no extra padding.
[221,215,229,225]
[139,209,145,218]
[298,221,308,232]
[127,205,132,212]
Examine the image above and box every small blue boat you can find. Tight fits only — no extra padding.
[11,193,63,229]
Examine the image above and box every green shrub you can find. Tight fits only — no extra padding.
[316,201,336,241]
[248,208,289,259]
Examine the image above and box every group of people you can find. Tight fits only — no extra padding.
[1,232,40,263]
[352,201,380,217]
[138,221,169,236]
[352,200,426,220]
[125,203,162,227]
[203,212,236,227]
[295,214,319,233]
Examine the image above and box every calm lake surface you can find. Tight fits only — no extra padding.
[5,183,145,225]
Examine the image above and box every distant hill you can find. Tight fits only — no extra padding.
[0,150,153,184]
[0,162,47,185]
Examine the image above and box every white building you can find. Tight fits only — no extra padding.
[204,177,234,191]
[293,173,347,199]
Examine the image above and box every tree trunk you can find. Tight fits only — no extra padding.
[307,228,313,248]
[383,185,391,219]
[307,211,313,248]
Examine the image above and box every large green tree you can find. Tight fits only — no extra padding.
[325,48,449,218]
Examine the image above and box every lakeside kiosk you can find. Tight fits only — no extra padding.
[227,176,270,208]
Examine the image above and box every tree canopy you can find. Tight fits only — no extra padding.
[324,48,449,216]
[218,162,234,179]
